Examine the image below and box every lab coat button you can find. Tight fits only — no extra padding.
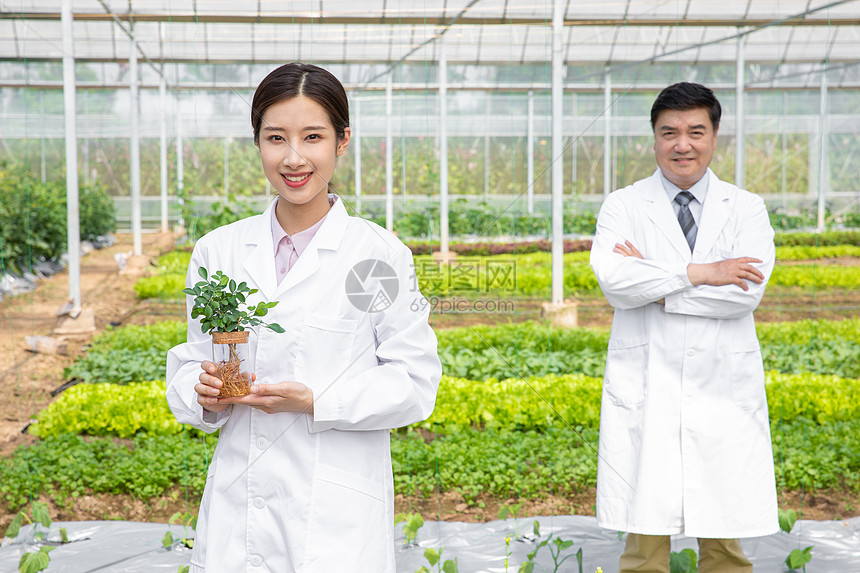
[256,438,267,449]
[253,496,265,509]
[686,349,694,357]
[249,554,263,567]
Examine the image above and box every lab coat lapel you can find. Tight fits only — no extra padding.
[639,171,692,260]
[693,170,731,261]
[274,196,348,297]
[242,199,279,301]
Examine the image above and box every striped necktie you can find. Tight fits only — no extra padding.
[674,191,697,252]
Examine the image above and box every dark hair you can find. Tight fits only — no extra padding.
[251,63,350,145]
[650,82,721,132]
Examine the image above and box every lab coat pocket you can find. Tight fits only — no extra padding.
[729,342,766,410]
[297,314,359,391]
[305,462,388,567]
[604,336,648,407]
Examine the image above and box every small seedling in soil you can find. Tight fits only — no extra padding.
[669,548,697,573]
[416,547,459,573]
[518,521,581,573]
[185,267,284,397]
[395,512,424,546]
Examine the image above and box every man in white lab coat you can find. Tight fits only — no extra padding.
[590,82,779,572]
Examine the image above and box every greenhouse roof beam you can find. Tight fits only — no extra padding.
[603,0,854,75]
[4,71,860,91]
[2,12,859,27]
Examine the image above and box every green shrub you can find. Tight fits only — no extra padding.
[0,170,115,274]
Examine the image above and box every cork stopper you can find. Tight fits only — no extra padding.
[212,330,250,345]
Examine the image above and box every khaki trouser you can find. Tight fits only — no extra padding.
[619,533,753,573]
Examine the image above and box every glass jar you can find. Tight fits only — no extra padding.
[211,330,253,397]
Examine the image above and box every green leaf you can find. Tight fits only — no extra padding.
[424,547,441,566]
[18,546,53,573]
[442,559,459,573]
[32,502,51,529]
[518,562,535,573]
[669,548,698,573]
[168,512,182,525]
[229,279,236,293]
[416,568,430,573]
[254,305,268,317]
[182,288,196,296]
[178,566,190,573]
[779,508,798,533]
[60,527,69,543]
[162,531,174,549]
[267,323,285,334]
[532,520,540,537]
[5,512,24,539]
[394,513,406,526]
[198,267,208,280]
[785,546,813,570]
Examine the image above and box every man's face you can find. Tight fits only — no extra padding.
[653,107,718,190]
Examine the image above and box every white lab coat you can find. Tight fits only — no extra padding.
[166,196,442,572]
[589,169,779,539]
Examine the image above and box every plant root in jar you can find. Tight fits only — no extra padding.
[216,343,250,397]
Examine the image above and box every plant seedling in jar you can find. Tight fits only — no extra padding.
[184,267,284,397]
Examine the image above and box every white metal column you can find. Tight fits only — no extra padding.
[385,75,394,231]
[129,28,142,255]
[603,67,612,197]
[61,0,81,310]
[354,98,362,213]
[83,91,90,185]
[439,39,449,254]
[551,0,564,305]
[175,94,184,228]
[223,137,230,201]
[40,93,47,183]
[817,68,829,232]
[159,76,168,233]
[484,95,490,198]
[571,92,577,192]
[527,90,535,214]
[735,33,746,189]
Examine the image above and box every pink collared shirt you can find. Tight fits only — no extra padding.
[271,197,334,284]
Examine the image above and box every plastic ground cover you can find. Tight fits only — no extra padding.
[0,516,858,572]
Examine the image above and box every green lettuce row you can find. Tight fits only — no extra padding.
[0,433,213,511]
[32,372,860,439]
[62,317,860,387]
[63,321,186,384]
[135,249,860,301]
[776,245,860,261]
[770,265,860,289]
[32,380,187,438]
[3,419,858,512]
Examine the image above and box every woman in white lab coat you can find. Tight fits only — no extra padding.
[165,63,442,573]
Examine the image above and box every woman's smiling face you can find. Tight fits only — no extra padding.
[258,95,350,210]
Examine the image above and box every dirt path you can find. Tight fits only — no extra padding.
[0,232,176,457]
